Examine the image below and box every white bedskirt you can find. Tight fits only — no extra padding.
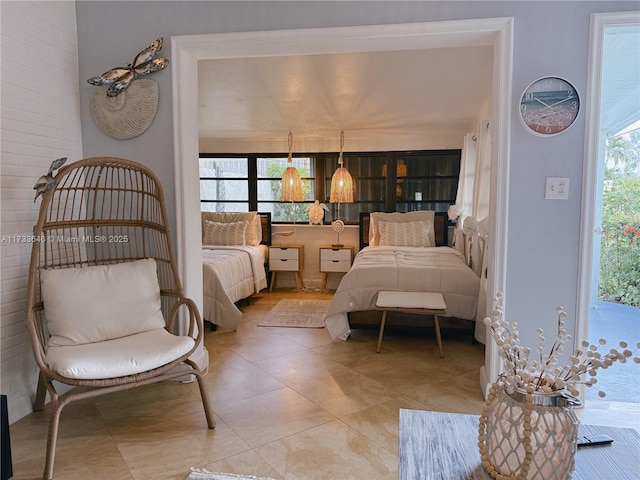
[202,245,267,330]
[324,246,479,340]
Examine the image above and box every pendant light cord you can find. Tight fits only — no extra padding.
[289,131,296,226]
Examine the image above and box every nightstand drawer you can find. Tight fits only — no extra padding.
[270,247,300,261]
[269,258,299,272]
[321,259,351,273]
[320,247,352,262]
[268,245,303,291]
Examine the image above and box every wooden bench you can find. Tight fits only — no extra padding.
[375,291,447,357]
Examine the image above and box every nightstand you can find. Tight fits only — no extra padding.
[319,245,353,293]
[269,245,304,291]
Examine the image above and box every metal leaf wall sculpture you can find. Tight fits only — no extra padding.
[87,37,168,139]
[33,157,67,202]
[87,37,168,98]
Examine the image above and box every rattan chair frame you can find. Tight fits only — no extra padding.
[25,157,215,480]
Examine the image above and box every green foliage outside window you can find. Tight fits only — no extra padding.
[265,163,312,222]
[599,131,640,307]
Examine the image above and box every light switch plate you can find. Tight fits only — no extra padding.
[545,177,570,200]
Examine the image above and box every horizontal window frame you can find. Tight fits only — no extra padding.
[200,149,460,224]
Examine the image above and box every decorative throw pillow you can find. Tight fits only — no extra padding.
[203,220,247,245]
[41,258,165,347]
[378,219,433,247]
[370,211,435,247]
[201,212,260,245]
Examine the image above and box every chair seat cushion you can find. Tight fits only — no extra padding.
[46,328,195,380]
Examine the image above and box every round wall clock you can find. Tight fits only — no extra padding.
[519,76,580,136]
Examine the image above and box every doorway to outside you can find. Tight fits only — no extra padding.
[581,15,640,410]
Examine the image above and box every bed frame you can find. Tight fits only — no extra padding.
[358,211,449,250]
[351,211,474,340]
[258,212,272,246]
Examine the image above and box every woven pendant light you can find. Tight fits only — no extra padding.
[330,131,354,204]
[280,131,303,202]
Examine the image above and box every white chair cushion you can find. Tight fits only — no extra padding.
[46,328,195,379]
[41,258,165,347]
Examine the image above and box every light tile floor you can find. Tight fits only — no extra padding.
[8,290,639,480]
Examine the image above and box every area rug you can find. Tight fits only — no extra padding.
[187,468,275,480]
[257,298,331,328]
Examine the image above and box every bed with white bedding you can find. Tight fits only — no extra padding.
[201,212,271,330]
[324,211,480,340]
[202,245,268,330]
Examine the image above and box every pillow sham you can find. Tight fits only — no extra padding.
[369,210,435,247]
[203,220,247,246]
[201,212,261,246]
[41,258,165,347]
[378,219,432,247]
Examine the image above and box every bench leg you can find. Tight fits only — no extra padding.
[377,311,387,353]
[433,314,444,358]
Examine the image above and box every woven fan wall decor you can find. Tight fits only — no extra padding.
[87,37,168,139]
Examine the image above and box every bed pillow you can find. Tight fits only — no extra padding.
[378,219,432,247]
[370,211,435,246]
[201,212,260,246]
[203,220,248,245]
[41,258,165,347]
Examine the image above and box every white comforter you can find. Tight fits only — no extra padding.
[202,245,267,330]
[324,246,480,340]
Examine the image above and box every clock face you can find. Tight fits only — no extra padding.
[519,76,580,136]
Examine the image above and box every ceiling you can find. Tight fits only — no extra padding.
[196,24,639,153]
[197,46,494,153]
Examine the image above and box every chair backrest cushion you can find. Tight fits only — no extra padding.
[41,258,166,347]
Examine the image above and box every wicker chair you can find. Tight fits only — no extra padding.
[25,157,215,480]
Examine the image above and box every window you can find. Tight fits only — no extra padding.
[256,155,315,223]
[393,151,461,213]
[200,150,460,224]
[199,157,249,212]
[324,153,387,223]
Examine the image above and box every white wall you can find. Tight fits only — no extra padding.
[271,224,359,290]
[0,1,83,422]
[73,0,636,356]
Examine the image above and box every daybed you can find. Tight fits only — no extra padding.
[201,211,271,330]
[324,211,480,341]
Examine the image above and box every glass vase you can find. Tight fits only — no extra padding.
[478,383,581,480]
